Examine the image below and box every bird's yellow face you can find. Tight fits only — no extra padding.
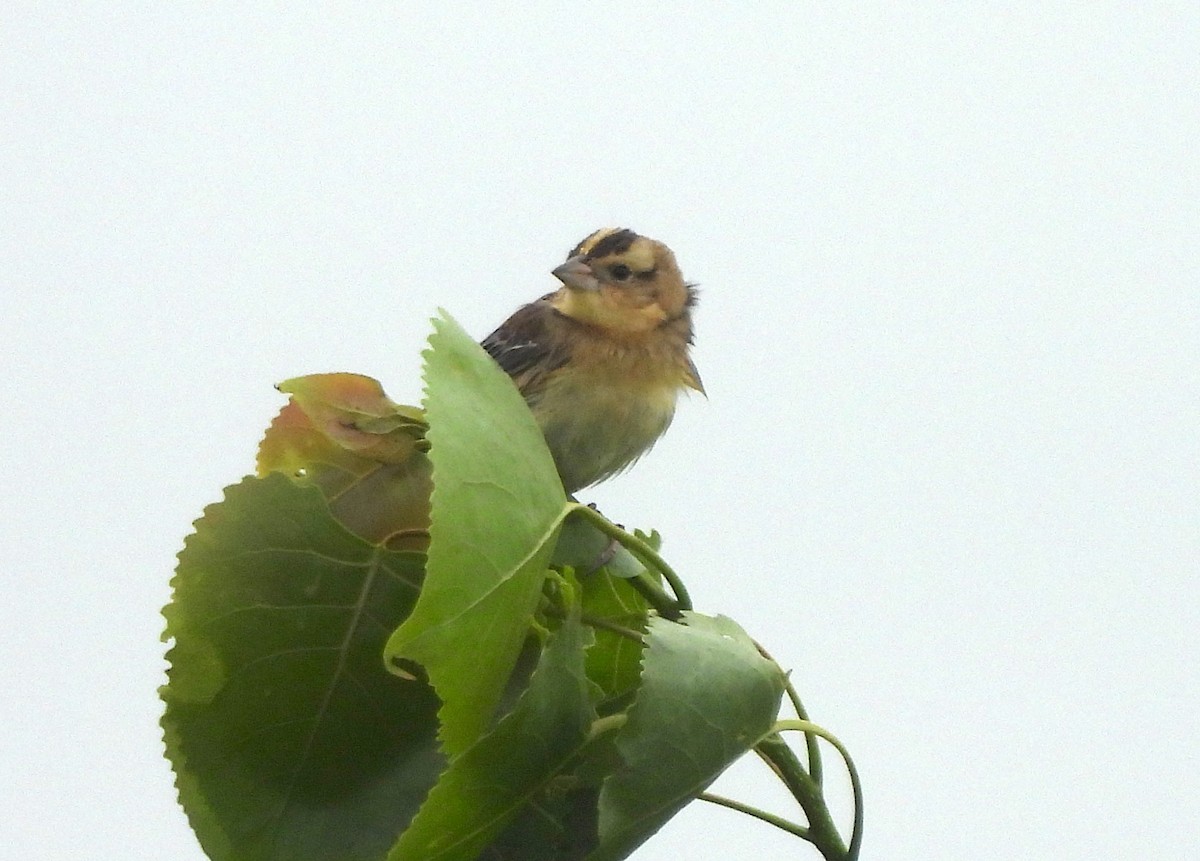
[549,228,692,336]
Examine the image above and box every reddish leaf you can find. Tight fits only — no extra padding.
[257,373,433,553]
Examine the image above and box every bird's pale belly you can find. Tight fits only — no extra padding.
[529,372,680,493]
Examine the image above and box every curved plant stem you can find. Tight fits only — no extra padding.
[753,735,843,860]
[578,612,646,644]
[697,792,809,839]
[586,713,628,741]
[542,597,647,644]
[566,502,692,616]
[624,576,683,621]
[772,720,863,861]
[781,674,822,786]
[752,639,824,787]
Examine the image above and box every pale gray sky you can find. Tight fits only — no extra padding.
[3,4,1197,860]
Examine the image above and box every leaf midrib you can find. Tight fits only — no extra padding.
[265,542,387,838]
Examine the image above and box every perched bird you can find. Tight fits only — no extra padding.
[481,228,702,493]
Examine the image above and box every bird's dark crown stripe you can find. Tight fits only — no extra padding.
[571,228,639,260]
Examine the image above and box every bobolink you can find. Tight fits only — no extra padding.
[482,228,702,493]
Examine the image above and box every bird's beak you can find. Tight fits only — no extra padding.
[552,256,601,292]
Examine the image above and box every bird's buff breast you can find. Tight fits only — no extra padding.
[530,368,681,493]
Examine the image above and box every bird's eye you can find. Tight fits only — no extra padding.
[609,264,632,281]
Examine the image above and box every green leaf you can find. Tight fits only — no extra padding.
[384,311,569,756]
[589,613,786,861]
[161,473,443,861]
[576,567,651,705]
[551,522,657,704]
[389,616,597,861]
[481,786,601,861]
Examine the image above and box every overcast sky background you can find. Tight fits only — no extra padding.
[3,4,1197,860]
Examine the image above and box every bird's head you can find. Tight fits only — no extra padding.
[549,228,695,336]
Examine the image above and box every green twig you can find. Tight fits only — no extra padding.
[578,612,646,644]
[624,575,683,621]
[772,720,863,861]
[752,639,823,787]
[781,674,822,786]
[566,502,692,616]
[697,791,810,839]
[587,713,628,742]
[752,735,843,860]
